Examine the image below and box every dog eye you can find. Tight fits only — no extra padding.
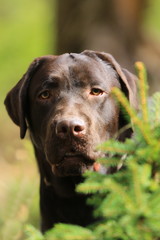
[39,91,51,100]
[90,88,104,96]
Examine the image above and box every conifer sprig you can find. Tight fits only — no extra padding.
[111,87,152,145]
[135,61,149,123]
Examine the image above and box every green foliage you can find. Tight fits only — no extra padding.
[24,63,160,240]
[25,225,44,240]
[45,224,95,240]
[0,0,54,101]
[25,224,95,240]
[0,140,39,240]
[0,175,39,240]
[144,0,160,38]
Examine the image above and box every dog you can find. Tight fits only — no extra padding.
[4,50,137,232]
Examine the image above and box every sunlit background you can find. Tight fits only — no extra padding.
[0,0,160,239]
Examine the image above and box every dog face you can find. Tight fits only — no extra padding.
[4,50,137,177]
[27,53,120,176]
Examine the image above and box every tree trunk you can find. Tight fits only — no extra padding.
[56,0,160,93]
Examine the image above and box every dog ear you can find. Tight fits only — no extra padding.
[4,56,52,139]
[83,50,138,110]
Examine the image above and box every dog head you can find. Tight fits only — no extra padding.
[4,50,137,177]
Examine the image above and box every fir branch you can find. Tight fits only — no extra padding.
[135,61,149,123]
[151,92,160,126]
[98,157,120,167]
[128,162,143,209]
[112,87,152,145]
[102,178,135,212]
[76,172,107,194]
[99,139,134,155]
[25,225,44,240]
[45,224,96,240]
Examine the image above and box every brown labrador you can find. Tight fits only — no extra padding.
[4,50,137,232]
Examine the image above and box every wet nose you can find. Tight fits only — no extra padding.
[55,119,86,138]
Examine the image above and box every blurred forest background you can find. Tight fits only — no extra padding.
[0,0,160,239]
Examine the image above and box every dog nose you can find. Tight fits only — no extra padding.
[56,119,85,138]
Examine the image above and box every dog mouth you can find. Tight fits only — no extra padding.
[64,152,93,163]
[51,151,107,177]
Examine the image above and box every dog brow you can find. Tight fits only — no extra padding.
[42,78,59,88]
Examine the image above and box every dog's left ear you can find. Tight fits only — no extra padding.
[83,50,138,110]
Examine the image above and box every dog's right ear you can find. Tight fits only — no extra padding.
[4,56,53,139]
